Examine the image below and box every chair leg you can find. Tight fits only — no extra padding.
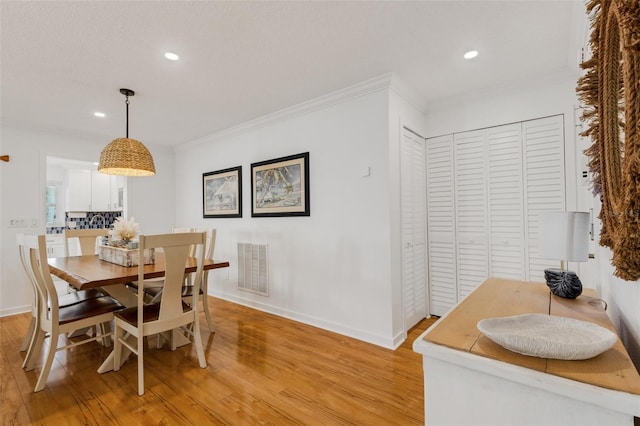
[201,295,214,332]
[20,316,36,351]
[99,322,112,347]
[23,327,46,371]
[192,318,207,369]
[34,332,58,392]
[113,324,122,372]
[137,331,145,396]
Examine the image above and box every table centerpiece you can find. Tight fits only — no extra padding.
[97,216,154,266]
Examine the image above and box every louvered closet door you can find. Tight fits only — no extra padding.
[487,123,526,279]
[523,115,566,282]
[401,127,427,329]
[454,130,488,300]
[426,134,456,316]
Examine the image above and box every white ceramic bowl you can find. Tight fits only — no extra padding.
[477,313,617,360]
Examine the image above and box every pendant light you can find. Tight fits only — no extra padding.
[98,88,156,176]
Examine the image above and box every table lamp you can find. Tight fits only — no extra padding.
[539,211,590,299]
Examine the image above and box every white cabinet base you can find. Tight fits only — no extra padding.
[417,341,636,426]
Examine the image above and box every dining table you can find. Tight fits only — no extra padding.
[48,253,230,373]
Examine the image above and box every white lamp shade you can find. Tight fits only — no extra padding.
[539,211,590,262]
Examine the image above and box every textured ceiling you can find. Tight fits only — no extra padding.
[0,1,584,148]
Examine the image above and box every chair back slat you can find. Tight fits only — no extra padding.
[17,234,38,310]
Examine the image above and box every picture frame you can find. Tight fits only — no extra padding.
[251,152,310,217]
[203,166,242,218]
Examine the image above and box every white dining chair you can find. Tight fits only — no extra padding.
[143,228,217,331]
[17,234,109,368]
[23,234,124,392]
[113,232,207,395]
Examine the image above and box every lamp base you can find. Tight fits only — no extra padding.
[544,268,583,299]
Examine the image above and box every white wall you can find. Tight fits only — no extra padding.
[0,125,175,316]
[174,80,410,347]
[594,200,640,368]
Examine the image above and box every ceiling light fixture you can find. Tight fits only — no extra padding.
[164,52,179,61]
[94,112,106,118]
[98,88,156,177]
[464,50,479,60]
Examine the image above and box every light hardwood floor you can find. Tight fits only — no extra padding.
[0,297,436,425]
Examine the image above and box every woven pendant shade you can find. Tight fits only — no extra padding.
[98,137,156,176]
[98,88,155,177]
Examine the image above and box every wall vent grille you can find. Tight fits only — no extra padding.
[237,243,268,296]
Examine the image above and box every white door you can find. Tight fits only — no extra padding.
[487,123,526,279]
[401,127,428,330]
[523,115,566,282]
[426,134,456,316]
[454,129,489,300]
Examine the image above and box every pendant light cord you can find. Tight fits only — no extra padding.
[125,95,130,138]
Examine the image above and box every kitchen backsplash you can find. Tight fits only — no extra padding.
[47,211,122,234]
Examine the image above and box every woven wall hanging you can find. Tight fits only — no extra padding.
[577,0,640,281]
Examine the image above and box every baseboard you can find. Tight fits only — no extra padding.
[211,290,396,349]
[391,330,408,349]
[0,304,30,318]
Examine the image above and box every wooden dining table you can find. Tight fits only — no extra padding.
[48,253,230,373]
[49,254,229,290]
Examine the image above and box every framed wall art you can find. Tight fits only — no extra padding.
[203,166,242,218]
[251,152,310,217]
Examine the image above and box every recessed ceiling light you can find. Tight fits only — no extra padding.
[94,112,106,118]
[464,50,479,60]
[164,52,179,61]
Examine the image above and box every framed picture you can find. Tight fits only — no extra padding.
[203,166,242,218]
[251,152,310,217]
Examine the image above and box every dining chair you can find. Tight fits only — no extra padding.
[17,234,109,367]
[63,228,110,256]
[113,232,207,395]
[144,228,217,331]
[22,234,125,392]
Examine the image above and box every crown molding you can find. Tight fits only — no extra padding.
[177,73,395,152]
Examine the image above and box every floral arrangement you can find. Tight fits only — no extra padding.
[110,216,140,245]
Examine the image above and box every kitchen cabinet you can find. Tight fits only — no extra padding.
[45,235,65,258]
[67,170,91,211]
[66,169,120,211]
[110,175,125,210]
[91,171,111,211]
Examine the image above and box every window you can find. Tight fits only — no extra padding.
[45,182,61,226]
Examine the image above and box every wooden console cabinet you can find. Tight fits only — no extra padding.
[413,278,640,425]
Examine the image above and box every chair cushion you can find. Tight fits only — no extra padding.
[59,288,107,308]
[59,296,125,325]
[115,301,192,326]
